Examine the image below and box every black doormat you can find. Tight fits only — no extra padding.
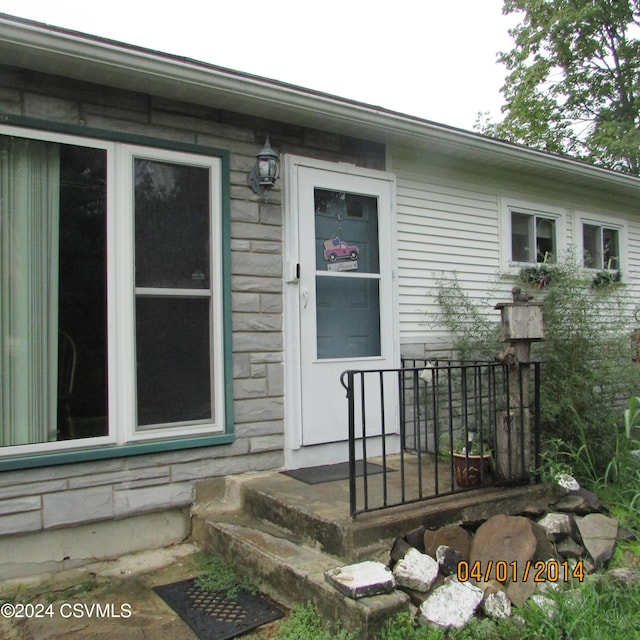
[281,460,391,485]
[153,578,284,640]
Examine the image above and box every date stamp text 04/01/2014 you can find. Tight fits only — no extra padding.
[457,560,585,584]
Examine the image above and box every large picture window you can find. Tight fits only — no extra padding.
[0,128,225,457]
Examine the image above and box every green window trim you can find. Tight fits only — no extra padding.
[0,433,235,472]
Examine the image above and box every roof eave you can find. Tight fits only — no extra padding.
[1,13,640,198]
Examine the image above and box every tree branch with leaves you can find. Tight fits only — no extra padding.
[479,0,640,175]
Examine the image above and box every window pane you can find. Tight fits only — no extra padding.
[58,145,108,440]
[583,224,599,267]
[603,228,619,270]
[316,277,381,359]
[135,160,210,289]
[535,217,555,262]
[0,136,107,446]
[135,297,212,427]
[314,189,380,274]
[511,212,531,262]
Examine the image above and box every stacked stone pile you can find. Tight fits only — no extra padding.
[324,478,640,630]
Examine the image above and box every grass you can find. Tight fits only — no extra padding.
[374,577,640,639]
[271,602,354,640]
[513,578,640,639]
[264,578,640,639]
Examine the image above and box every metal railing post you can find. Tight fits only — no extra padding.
[341,370,357,519]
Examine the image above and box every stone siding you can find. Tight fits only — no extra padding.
[0,65,385,542]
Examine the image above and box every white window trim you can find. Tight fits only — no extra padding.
[500,198,566,273]
[115,144,224,443]
[0,126,225,457]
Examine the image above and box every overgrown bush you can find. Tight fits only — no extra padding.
[433,274,502,361]
[434,255,640,473]
[540,402,640,532]
[524,256,640,457]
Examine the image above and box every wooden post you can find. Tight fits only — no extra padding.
[494,292,544,481]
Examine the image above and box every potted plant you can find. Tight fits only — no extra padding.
[451,437,492,488]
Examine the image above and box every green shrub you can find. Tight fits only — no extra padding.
[433,274,502,361]
[541,400,640,536]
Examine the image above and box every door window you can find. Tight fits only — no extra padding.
[314,189,381,359]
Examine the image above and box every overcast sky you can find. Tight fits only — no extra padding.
[1,0,519,132]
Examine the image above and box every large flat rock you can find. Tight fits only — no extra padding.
[419,579,484,629]
[575,514,618,567]
[325,561,396,599]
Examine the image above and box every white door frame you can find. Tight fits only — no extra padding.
[283,155,400,469]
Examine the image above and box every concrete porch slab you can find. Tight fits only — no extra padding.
[194,454,555,561]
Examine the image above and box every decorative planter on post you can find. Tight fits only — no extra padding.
[494,287,544,481]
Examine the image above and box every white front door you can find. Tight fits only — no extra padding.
[284,157,398,467]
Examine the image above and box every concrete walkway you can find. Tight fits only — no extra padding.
[0,544,282,640]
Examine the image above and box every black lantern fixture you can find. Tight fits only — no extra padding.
[248,135,279,194]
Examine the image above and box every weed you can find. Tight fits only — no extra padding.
[432,273,502,361]
[375,580,640,639]
[376,611,444,639]
[610,539,640,569]
[514,579,640,639]
[193,551,256,599]
[624,395,640,440]
[540,402,640,536]
[272,602,354,640]
[448,616,522,639]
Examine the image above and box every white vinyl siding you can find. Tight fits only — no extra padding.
[395,168,502,343]
[629,219,640,280]
[390,158,640,351]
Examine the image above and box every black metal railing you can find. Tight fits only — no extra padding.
[340,359,541,518]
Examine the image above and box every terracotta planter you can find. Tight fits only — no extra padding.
[452,452,491,487]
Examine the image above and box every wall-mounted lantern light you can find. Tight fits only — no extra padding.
[248,135,279,194]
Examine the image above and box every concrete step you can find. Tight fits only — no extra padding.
[236,475,555,562]
[191,471,555,637]
[191,510,409,639]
